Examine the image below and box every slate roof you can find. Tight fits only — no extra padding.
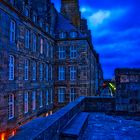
[56,13,84,38]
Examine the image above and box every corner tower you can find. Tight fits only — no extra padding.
[61,0,81,28]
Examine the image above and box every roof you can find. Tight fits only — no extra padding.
[56,13,84,37]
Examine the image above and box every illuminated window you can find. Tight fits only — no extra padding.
[25,29,30,48]
[8,94,14,119]
[10,20,15,43]
[59,46,65,59]
[70,66,76,81]
[32,61,36,81]
[32,91,36,110]
[9,55,14,80]
[24,92,28,113]
[58,88,65,103]
[58,66,65,80]
[70,88,76,102]
[24,59,29,80]
[70,46,77,59]
[39,91,43,108]
[46,90,49,105]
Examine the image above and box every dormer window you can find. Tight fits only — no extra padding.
[33,15,37,22]
[25,8,29,17]
[70,31,77,38]
[59,32,66,39]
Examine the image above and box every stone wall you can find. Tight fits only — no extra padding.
[10,96,115,140]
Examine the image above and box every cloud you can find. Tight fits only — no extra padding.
[51,0,140,79]
[87,10,111,27]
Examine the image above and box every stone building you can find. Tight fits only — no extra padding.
[115,68,140,113]
[0,0,102,138]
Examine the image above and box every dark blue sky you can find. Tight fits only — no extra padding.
[52,0,140,79]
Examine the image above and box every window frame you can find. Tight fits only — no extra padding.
[9,55,14,80]
[70,46,77,59]
[8,94,14,120]
[58,66,65,81]
[10,20,16,43]
[59,46,66,59]
[32,91,36,111]
[70,66,76,81]
[70,88,76,102]
[24,59,29,80]
[24,92,29,114]
[46,90,49,105]
[25,29,30,48]
[58,88,65,103]
[39,91,43,108]
[32,61,36,81]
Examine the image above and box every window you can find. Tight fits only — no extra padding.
[24,59,29,80]
[25,8,29,17]
[40,63,43,81]
[46,64,49,81]
[50,89,53,103]
[70,88,76,102]
[32,91,36,110]
[9,55,14,80]
[59,32,66,39]
[33,15,37,22]
[40,38,43,54]
[39,91,43,108]
[50,46,53,58]
[46,25,49,32]
[70,31,77,38]
[58,66,65,80]
[25,29,30,48]
[10,20,15,43]
[59,46,65,59]
[50,65,53,80]
[46,90,49,105]
[58,88,65,103]
[46,43,49,57]
[39,20,43,27]
[70,66,76,81]
[8,94,14,119]
[33,34,37,52]
[70,46,77,59]
[32,62,36,81]
[24,92,29,113]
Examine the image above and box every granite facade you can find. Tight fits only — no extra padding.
[115,68,140,113]
[0,0,102,138]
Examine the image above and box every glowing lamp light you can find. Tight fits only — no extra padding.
[1,133,6,140]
